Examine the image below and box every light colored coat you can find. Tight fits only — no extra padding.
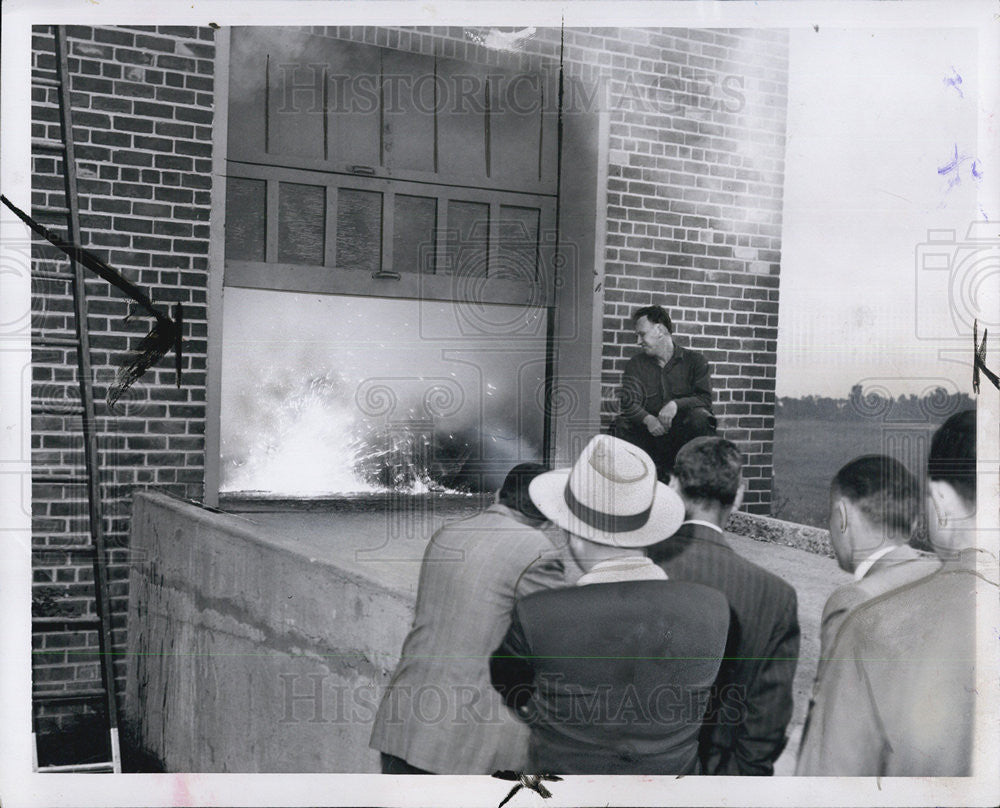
[815,544,940,684]
[369,504,573,773]
[796,549,981,776]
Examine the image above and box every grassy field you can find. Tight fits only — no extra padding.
[770,417,938,529]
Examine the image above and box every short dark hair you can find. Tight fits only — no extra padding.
[833,455,919,536]
[928,409,976,504]
[498,462,549,521]
[632,305,673,333]
[672,437,742,507]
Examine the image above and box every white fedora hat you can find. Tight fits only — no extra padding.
[528,434,685,548]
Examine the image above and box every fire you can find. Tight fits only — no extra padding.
[220,371,472,496]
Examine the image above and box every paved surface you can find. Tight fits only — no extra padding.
[240,509,850,776]
[722,531,850,775]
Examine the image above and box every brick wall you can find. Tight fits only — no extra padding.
[30,24,214,744]
[581,28,789,512]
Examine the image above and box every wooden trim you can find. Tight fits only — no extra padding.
[226,160,557,206]
[589,107,611,430]
[204,26,231,507]
[224,259,552,306]
[324,181,338,269]
[381,189,394,274]
[226,152,557,198]
[264,178,278,263]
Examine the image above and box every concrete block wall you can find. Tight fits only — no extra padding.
[30,24,214,734]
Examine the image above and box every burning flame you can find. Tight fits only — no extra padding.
[220,371,475,496]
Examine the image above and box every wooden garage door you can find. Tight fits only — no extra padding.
[224,28,560,306]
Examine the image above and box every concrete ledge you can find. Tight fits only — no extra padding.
[123,491,837,774]
[123,491,419,773]
[727,510,833,558]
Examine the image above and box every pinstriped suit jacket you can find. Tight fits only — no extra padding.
[369,504,574,773]
[648,522,800,776]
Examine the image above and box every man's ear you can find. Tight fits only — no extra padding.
[928,479,974,522]
[668,475,683,495]
[835,497,849,534]
[732,482,745,513]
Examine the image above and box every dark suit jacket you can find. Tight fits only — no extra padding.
[490,580,729,775]
[648,522,800,775]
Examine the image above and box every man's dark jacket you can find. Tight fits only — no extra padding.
[490,580,729,775]
[648,523,800,775]
[618,344,713,426]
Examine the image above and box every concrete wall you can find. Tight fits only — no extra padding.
[124,491,417,772]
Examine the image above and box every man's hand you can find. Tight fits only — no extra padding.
[657,400,678,429]
[643,414,666,436]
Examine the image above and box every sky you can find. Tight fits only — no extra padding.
[776,26,997,398]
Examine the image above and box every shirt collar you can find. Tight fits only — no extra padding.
[681,519,725,536]
[853,544,898,581]
[655,341,683,368]
[576,556,666,586]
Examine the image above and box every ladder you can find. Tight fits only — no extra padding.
[30,25,121,774]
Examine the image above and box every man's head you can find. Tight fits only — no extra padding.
[669,436,744,526]
[828,455,919,573]
[527,435,686,570]
[498,462,549,523]
[633,305,674,359]
[926,409,977,555]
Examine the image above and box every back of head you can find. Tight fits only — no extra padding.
[632,304,673,333]
[833,455,919,538]
[498,462,549,521]
[672,436,742,507]
[928,409,976,505]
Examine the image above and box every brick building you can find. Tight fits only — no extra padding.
[28,25,788,763]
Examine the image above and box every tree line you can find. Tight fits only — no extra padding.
[776,385,975,422]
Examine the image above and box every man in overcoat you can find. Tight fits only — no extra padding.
[797,410,981,776]
[490,435,730,775]
[370,463,574,774]
[647,436,800,776]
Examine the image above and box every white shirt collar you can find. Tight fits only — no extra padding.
[853,544,898,581]
[576,556,667,586]
[681,519,725,535]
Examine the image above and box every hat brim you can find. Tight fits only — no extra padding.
[529,469,685,548]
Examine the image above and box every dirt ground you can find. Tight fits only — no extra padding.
[723,529,851,775]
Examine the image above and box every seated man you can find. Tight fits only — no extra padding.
[797,410,980,776]
[813,455,939,683]
[614,305,716,480]
[647,436,800,776]
[490,435,730,775]
[370,463,574,775]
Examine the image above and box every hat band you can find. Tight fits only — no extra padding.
[564,483,652,533]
